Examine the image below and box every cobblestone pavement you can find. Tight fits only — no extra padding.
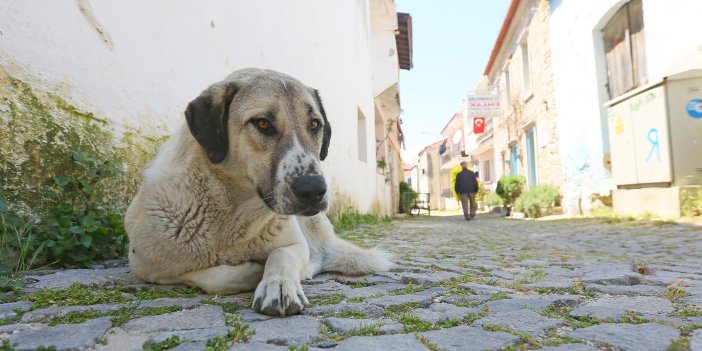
[2,212,702,351]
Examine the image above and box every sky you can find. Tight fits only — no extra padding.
[396,0,511,163]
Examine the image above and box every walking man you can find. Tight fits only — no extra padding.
[455,161,479,221]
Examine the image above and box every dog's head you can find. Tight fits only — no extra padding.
[184,68,332,216]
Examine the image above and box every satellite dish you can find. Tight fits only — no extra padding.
[452,129,462,144]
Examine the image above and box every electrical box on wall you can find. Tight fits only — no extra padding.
[606,72,702,188]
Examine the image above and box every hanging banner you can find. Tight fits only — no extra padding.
[473,117,486,134]
[467,94,501,116]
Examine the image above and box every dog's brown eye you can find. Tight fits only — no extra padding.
[255,119,270,130]
[310,119,320,132]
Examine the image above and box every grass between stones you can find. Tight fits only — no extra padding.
[204,313,255,351]
[334,310,368,319]
[46,305,185,326]
[414,333,439,351]
[25,284,133,310]
[540,305,600,329]
[388,282,426,295]
[307,293,347,307]
[318,321,382,343]
[669,306,702,318]
[142,335,181,351]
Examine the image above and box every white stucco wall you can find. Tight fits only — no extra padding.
[548,0,702,214]
[0,0,395,213]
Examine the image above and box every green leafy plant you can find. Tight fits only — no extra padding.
[681,186,702,217]
[399,181,418,214]
[1,151,127,271]
[514,184,560,218]
[495,175,526,215]
[484,192,504,208]
[37,152,127,267]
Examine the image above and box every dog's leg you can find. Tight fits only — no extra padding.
[300,214,395,277]
[163,262,265,294]
[252,219,310,316]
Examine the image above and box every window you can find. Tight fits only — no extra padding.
[521,40,532,96]
[602,0,646,98]
[503,69,512,107]
[357,109,367,162]
[483,160,491,182]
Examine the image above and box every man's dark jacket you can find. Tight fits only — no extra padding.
[455,168,478,194]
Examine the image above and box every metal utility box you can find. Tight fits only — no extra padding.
[606,70,702,217]
[607,73,702,187]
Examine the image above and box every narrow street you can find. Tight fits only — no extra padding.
[3,214,701,350]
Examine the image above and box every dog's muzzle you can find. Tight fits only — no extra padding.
[291,175,327,216]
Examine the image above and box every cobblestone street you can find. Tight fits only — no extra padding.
[2,212,702,351]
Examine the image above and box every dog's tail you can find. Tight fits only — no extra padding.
[319,236,395,276]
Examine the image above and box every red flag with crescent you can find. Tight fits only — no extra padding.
[473,117,486,134]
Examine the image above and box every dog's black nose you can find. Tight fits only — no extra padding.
[292,175,327,206]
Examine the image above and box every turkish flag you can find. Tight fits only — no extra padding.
[473,117,486,134]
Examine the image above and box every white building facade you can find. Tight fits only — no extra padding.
[549,0,702,215]
[0,0,411,215]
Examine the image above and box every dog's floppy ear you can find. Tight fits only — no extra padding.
[313,89,332,161]
[185,82,238,164]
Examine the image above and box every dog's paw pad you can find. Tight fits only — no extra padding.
[252,277,307,316]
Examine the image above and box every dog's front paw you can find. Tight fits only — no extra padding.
[252,276,308,316]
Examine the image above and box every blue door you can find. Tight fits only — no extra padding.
[510,144,518,176]
[526,129,537,186]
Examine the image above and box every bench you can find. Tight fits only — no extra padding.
[401,192,430,216]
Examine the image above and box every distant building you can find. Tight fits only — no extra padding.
[481,0,564,196]
[415,139,444,210]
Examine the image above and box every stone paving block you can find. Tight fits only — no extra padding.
[230,342,291,350]
[487,294,581,313]
[322,317,383,334]
[568,323,679,351]
[301,302,385,318]
[680,294,702,308]
[475,309,565,335]
[459,282,514,295]
[691,329,702,351]
[516,259,549,267]
[464,259,501,270]
[431,262,466,273]
[399,271,460,285]
[420,325,520,351]
[343,283,406,299]
[122,304,225,333]
[24,267,137,290]
[20,303,123,324]
[579,263,645,286]
[7,316,112,351]
[145,326,231,344]
[136,297,203,311]
[410,303,477,323]
[249,315,320,346]
[584,284,667,296]
[302,281,349,298]
[0,301,33,319]
[542,266,581,278]
[365,287,446,308]
[334,274,395,286]
[569,296,673,320]
[526,280,575,290]
[240,309,275,323]
[332,334,428,351]
[540,344,598,351]
[379,322,405,334]
[169,341,207,351]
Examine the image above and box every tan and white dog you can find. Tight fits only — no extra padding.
[125,68,393,316]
